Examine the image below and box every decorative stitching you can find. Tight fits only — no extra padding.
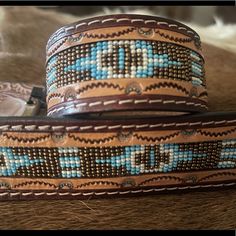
[77,181,121,189]
[198,171,236,182]
[155,29,192,43]
[13,181,57,189]
[196,127,236,137]
[0,182,235,198]
[47,82,208,103]
[68,133,117,144]
[78,27,136,39]
[47,17,200,49]
[1,121,236,132]
[47,98,208,116]
[1,133,51,143]
[139,176,184,186]
[144,82,191,95]
[76,82,125,95]
[133,131,181,142]
[47,38,67,57]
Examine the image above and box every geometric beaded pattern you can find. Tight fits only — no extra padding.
[46,40,205,94]
[0,139,235,178]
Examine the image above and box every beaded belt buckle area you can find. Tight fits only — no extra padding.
[46,14,207,117]
[1,113,236,200]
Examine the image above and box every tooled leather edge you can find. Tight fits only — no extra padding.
[47,94,208,117]
[47,14,201,50]
[0,168,236,200]
[46,26,203,61]
[0,112,236,133]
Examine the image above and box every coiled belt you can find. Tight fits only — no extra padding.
[0,14,236,201]
[46,14,207,117]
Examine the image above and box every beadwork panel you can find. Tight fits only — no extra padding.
[1,139,235,178]
[46,40,205,94]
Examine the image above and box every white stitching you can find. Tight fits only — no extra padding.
[116,18,130,22]
[65,26,75,32]
[136,124,149,128]
[144,20,157,24]
[47,17,199,48]
[118,99,133,104]
[122,125,135,129]
[1,119,236,132]
[94,125,108,131]
[87,20,100,25]
[131,19,145,23]
[101,18,115,23]
[103,100,117,105]
[48,99,207,115]
[88,101,102,107]
[134,99,149,104]
[75,103,87,108]
[75,22,87,28]
[169,24,178,28]
[52,126,65,131]
[38,125,50,131]
[107,125,122,130]
[0,182,236,198]
[66,126,79,131]
[80,126,93,130]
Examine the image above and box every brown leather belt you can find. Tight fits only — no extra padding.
[0,14,236,200]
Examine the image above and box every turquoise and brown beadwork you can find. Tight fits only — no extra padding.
[1,139,235,178]
[46,40,205,94]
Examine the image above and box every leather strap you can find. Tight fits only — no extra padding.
[0,15,235,200]
[46,14,207,117]
[1,112,236,200]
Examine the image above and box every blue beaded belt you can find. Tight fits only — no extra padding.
[46,14,207,117]
[0,14,235,201]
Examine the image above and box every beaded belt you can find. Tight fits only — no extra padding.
[1,14,236,200]
[1,113,236,200]
[46,14,207,117]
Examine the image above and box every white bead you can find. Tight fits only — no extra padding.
[118,74,123,78]
[148,58,153,63]
[137,49,141,53]
[131,50,135,54]
[125,74,130,78]
[130,45,135,50]
[143,57,148,62]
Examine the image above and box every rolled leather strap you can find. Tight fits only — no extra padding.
[46,14,207,117]
[1,112,236,200]
[1,14,235,201]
